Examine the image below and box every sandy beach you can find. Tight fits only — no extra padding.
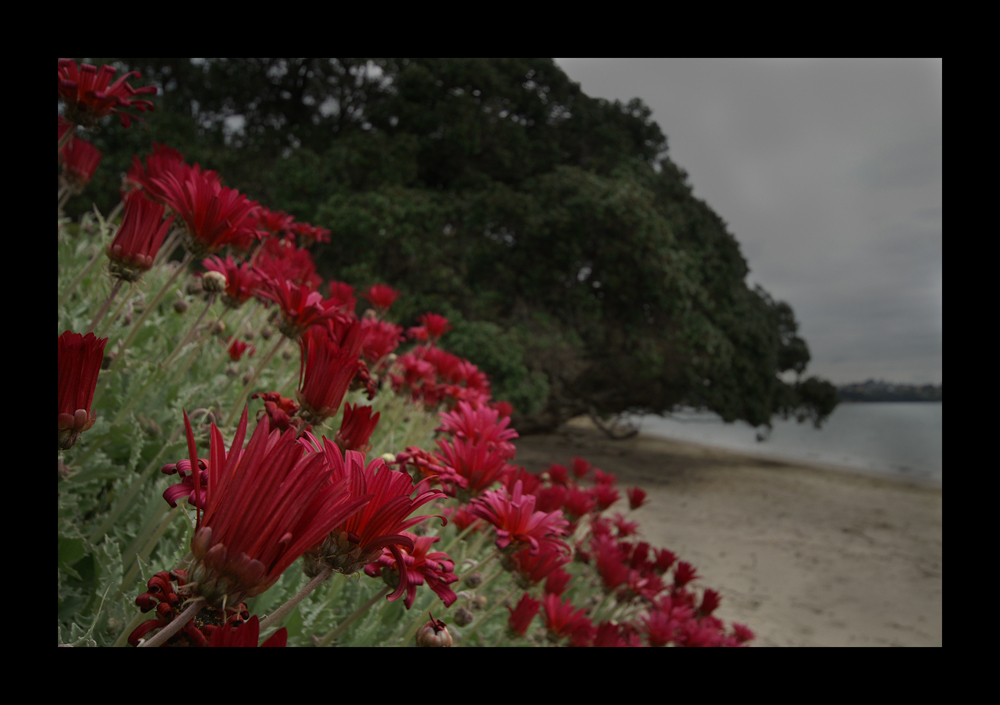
[512,417,942,647]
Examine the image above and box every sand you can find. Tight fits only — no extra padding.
[512,417,942,647]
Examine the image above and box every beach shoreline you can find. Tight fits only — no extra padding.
[512,417,943,647]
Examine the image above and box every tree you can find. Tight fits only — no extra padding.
[79,57,838,433]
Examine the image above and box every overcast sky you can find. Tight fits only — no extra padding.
[553,59,942,386]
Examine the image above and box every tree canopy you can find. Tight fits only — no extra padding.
[72,58,838,433]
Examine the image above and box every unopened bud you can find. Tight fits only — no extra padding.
[282,348,293,361]
[415,613,452,647]
[463,572,483,589]
[212,320,227,337]
[173,299,189,314]
[202,271,227,293]
[186,278,203,296]
[453,607,474,627]
[261,326,274,340]
[473,594,488,610]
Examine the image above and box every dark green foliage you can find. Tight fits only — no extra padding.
[77,58,837,432]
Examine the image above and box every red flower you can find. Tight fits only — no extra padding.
[432,435,515,499]
[360,318,405,369]
[544,567,572,596]
[362,284,400,314]
[124,143,191,202]
[58,331,107,450]
[153,167,262,257]
[251,391,306,434]
[256,277,346,340]
[627,486,649,511]
[251,237,322,290]
[296,323,364,424]
[327,281,357,314]
[207,615,287,647]
[436,400,518,454]
[470,480,570,556]
[510,543,569,589]
[291,221,331,246]
[59,135,102,193]
[58,59,156,128]
[365,531,458,609]
[161,456,209,510]
[226,337,255,362]
[571,457,591,479]
[418,313,453,340]
[203,255,262,309]
[334,403,380,453]
[182,408,371,607]
[541,593,592,644]
[592,483,621,511]
[673,561,699,588]
[307,440,446,602]
[506,593,541,637]
[106,191,175,281]
[254,207,295,236]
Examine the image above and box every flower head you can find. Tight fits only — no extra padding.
[207,615,287,647]
[181,408,371,608]
[470,480,570,556]
[59,135,102,194]
[256,277,346,340]
[334,403,380,453]
[365,531,458,609]
[307,441,446,602]
[58,331,107,450]
[58,59,156,128]
[296,323,364,425]
[203,255,262,309]
[506,593,541,637]
[106,190,175,281]
[153,167,262,257]
[627,486,649,511]
[362,284,400,314]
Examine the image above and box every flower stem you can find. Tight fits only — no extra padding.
[86,278,123,335]
[314,585,392,647]
[224,335,288,427]
[162,294,217,368]
[109,251,194,373]
[58,246,105,309]
[258,566,333,633]
[138,597,205,647]
[95,282,134,339]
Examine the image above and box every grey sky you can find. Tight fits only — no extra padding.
[553,59,942,386]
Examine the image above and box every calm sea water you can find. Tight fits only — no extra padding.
[625,402,942,483]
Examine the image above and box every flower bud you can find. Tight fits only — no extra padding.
[202,271,227,293]
[463,572,483,589]
[453,607,474,627]
[174,299,190,314]
[416,613,452,647]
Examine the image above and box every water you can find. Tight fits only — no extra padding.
[625,402,942,484]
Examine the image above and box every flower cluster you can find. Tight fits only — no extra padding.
[58,65,755,648]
